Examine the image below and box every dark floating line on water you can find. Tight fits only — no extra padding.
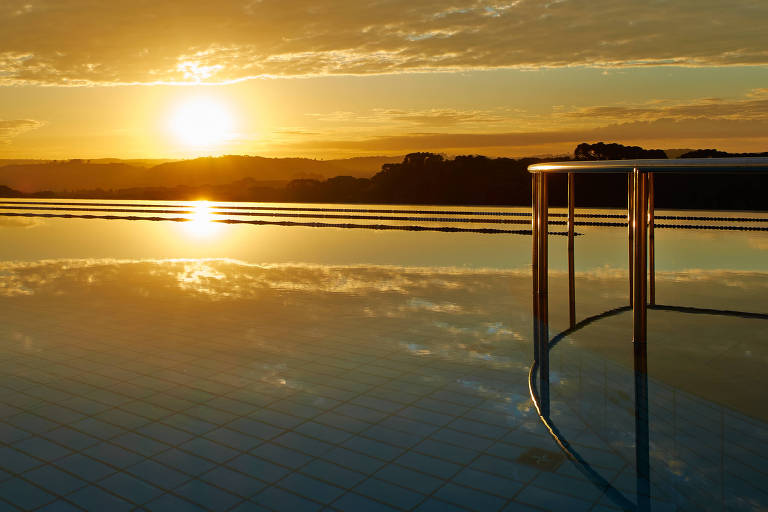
[3,204,768,230]
[4,206,768,231]
[0,211,579,236]
[2,200,767,222]
[572,221,768,231]
[653,223,768,231]
[547,212,768,222]
[0,204,535,225]
[655,215,768,222]
[0,200,531,217]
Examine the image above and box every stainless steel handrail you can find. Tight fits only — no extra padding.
[528,156,768,512]
[528,156,768,344]
[529,157,768,173]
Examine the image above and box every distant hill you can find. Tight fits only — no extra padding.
[0,158,172,168]
[0,185,24,197]
[0,161,150,193]
[0,155,395,193]
[664,149,696,159]
[0,159,53,167]
[322,156,403,175]
[86,158,174,167]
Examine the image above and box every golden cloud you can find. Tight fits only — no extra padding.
[308,108,510,127]
[1,0,767,85]
[0,119,44,142]
[565,90,768,121]
[279,118,768,152]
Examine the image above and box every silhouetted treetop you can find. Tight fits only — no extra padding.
[401,152,445,167]
[680,149,768,158]
[574,142,667,161]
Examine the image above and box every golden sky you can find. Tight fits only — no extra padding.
[1,0,767,159]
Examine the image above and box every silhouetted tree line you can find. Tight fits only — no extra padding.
[2,143,767,209]
[284,153,550,205]
[574,142,667,160]
[282,144,768,210]
[561,143,768,209]
[0,185,55,198]
[678,148,768,159]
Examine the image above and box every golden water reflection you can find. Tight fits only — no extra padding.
[181,200,222,238]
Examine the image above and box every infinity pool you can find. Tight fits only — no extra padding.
[0,200,766,511]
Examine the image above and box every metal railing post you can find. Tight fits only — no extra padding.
[536,173,550,415]
[568,173,576,328]
[628,173,634,306]
[632,169,648,343]
[532,174,539,364]
[648,173,656,306]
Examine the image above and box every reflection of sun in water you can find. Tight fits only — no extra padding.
[168,97,234,147]
[183,201,221,237]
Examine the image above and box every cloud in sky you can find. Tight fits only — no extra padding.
[564,89,768,121]
[274,89,768,153]
[1,0,767,85]
[308,108,509,126]
[0,119,44,142]
[279,118,768,153]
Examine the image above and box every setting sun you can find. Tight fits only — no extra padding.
[168,97,234,147]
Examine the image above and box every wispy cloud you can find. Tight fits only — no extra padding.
[279,118,768,153]
[0,119,44,142]
[565,89,768,121]
[0,216,44,228]
[276,88,768,153]
[308,108,509,126]
[1,0,767,85]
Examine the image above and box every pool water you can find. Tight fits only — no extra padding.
[0,200,766,511]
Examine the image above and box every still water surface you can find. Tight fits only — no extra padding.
[0,199,766,511]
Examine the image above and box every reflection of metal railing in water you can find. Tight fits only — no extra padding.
[527,157,768,511]
[529,304,768,511]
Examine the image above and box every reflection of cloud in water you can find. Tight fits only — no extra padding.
[176,262,227,296]
[0,216,43,229]
[2,258,767,377]
[457,378,534,425]
[0,258,532,298]
[0,258,534,364]
[747,236,768,251]
[406,298,463,313]
[11,331,38,352]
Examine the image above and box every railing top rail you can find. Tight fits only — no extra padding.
[528,157,768,174]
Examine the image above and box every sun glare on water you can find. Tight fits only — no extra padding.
[183,200,221,237]
[168,97,234,147]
